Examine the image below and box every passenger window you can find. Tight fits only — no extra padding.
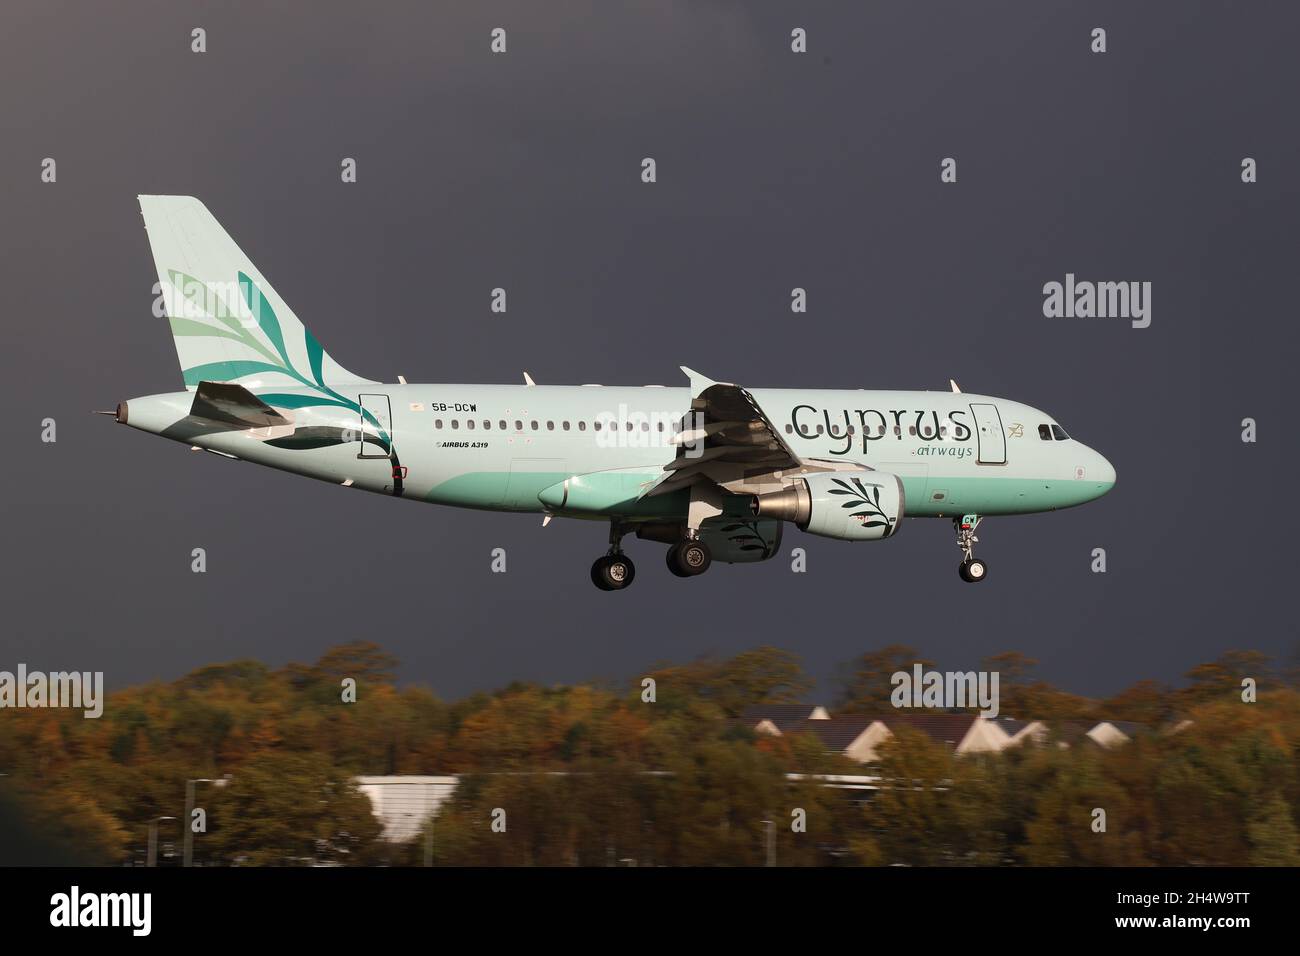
[908,426,917,436]
[483,420,491,430]
[578,421,586,432]
[499,420,506,430]
[594,421,602,431]
[434,419,443,429]
[466,420,475,430]
[451,420,459,430]
[514,420,522,431]
[1051,424,1070,441]
[531,421,539,430]
[547,421,554,430]
[1038,424,1052,441]
[785,424,793,434]
[562,421,570,431]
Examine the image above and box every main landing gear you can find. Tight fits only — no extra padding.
[666,483,718,579]
[955,515,988,583]
[666,535,711,578]
[589,523,714,589]
[591,522,636,591]
[591,552,635,591]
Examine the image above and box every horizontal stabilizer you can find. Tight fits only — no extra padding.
[189,380,292,428]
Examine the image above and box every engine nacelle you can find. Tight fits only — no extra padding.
[752,471,904,541]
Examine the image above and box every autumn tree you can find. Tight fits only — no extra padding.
[836,645,935,712]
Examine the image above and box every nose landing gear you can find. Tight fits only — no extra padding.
[955,515,988,583]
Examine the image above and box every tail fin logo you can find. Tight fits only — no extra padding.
[167,271,362,414]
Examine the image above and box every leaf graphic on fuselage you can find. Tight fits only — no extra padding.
[263,426,383,452]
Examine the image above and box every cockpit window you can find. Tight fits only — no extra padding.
[1038,424,1052,441]
[1050,424,1070,441]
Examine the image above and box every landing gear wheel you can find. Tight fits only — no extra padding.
[591,554,636,590]
[608,554,635,588]
[953,516,986,584]
[666,547,693,578]
[667,540,711,577]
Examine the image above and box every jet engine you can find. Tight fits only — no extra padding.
[752,471,904,541]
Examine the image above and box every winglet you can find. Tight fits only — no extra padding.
[523,371,536,386]
[950,379,962,393]
[679,366,719,398]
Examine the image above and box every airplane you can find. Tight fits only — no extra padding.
[112,196,1115,590]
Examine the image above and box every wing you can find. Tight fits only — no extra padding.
[642,367,804,498]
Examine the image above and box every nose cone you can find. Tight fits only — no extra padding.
[1089,448,1116,497]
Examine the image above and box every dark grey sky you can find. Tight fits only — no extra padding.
[2,1,1297,702]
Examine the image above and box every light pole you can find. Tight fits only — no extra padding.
[183,775,230,867]
[147,815,176,867]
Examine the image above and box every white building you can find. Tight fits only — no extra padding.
[355,775,459,843]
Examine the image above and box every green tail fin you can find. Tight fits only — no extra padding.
[138,195,375,393]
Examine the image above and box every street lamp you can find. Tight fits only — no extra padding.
[147,816,177,867]
[183,775,230,867]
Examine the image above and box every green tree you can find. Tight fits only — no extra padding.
[204,751,382,865]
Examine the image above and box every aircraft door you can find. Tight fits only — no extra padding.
[969,403,1006,464]
[357,393,394,459]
